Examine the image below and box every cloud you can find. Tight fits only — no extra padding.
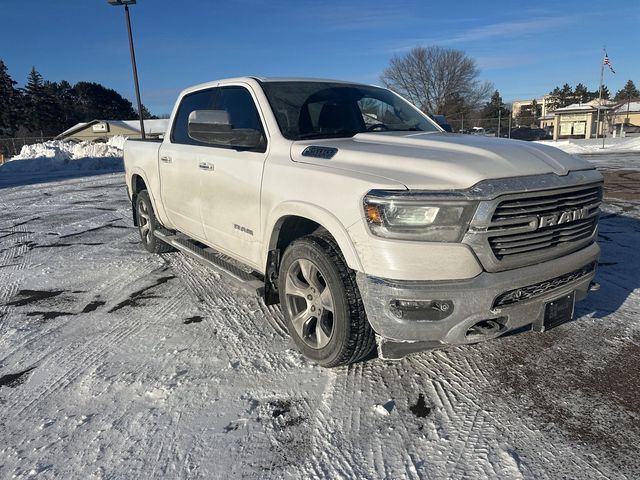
[439,16,573,44]
[475,54,536,70]
[296,5,417,31]
[477,48,594,71]
[390,15,576,51]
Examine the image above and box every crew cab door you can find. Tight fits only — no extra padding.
[193,85,268,266]
[159,88,222,240]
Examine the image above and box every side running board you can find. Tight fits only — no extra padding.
[154,229,265,296]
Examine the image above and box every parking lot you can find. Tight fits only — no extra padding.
[0,158,639,479]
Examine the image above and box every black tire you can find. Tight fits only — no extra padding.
[135,190,173,254]
[279,233,376,367]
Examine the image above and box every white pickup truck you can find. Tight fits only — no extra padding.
[124,77,602,367]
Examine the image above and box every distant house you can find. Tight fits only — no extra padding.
[610,101,640,135]
[551,100,616,140]
[55,119,169,142]
[511,95,554,120]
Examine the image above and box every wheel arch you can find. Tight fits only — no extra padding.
[264,203,363,272]
[129,170,164,227]
[259,204,363,306]
[130,173,149,226]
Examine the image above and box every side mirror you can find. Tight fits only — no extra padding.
[188,110,263,150]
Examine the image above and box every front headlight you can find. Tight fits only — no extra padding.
[363,192,477,242]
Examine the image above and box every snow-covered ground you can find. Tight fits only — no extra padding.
[536,136,640,155]
[534,137,640,171]
[0,153,639,478]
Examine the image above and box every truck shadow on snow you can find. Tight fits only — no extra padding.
[0,163,123,189]
[575,210,640,319]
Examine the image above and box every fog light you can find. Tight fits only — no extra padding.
[389,299,454,321]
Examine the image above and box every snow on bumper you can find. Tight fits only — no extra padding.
[356,242,600,357]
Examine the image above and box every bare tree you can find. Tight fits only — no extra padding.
[380,46,493,117]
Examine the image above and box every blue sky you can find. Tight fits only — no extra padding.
[2,0,638,115]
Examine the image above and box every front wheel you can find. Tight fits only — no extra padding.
[279,234,375,367]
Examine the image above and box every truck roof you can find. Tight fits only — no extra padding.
[180,76,374,96]
[252,76,365,84]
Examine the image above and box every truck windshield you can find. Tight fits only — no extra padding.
[260,81,441,140]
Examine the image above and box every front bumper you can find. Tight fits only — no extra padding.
[356,242,599,358]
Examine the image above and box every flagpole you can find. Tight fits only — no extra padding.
[595,48,605,144]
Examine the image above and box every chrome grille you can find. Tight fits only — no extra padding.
[491,186,602,222]
[488,184,602,261]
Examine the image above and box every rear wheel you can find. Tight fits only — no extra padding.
[135,190,173,254]
[279,234,375,367]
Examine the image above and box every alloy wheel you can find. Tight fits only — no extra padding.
[283,258,335,349]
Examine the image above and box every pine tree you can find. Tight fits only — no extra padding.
[547,84,575,111]
[479,90,510,132]
[0,59,20,137]
[559,84,573,106]
[574,83,589,103]
[516,100,541,127]
[481,90,510,119]
[23,67,44,132]
[23,67,60,136]
[614,80,640,101]
[73,81,137,121]
[141,104,157,120]
[51,80,81,129]
[1,62,156,137]
[43,81,64,134]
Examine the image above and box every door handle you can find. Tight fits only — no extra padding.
[160,156,172,163]
[199,161,214,171]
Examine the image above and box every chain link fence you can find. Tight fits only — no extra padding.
[442,116,554,140]
[446,116,517,136]
[0,136,57,160]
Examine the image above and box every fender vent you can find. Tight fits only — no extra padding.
[301,146,338,159]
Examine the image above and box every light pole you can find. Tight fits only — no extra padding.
[107,0,146,139]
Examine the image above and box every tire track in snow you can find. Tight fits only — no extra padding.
[294,358,452,480]
[410,350,619,480]
[165,254,302,477]
[2,258,167,416]
[0,219,39,359]
[1,272,188,477]
[165,253,333,478]
[168,254,296,372]
[258,303,289,340]
[414,352,548,479]
[294,365,382,479]
[293,340,616,480]
[17,300,187,480]
[55,289,192,480]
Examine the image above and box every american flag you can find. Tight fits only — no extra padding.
[604,53,616,74]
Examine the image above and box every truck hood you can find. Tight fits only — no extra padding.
[290,132,593,190]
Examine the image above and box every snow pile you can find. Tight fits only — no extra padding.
[1,137,126,174]
[10,136,126,161]
[535,137,640,155]
[105,135,127,150]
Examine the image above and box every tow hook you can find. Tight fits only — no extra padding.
[466,319,503,341]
